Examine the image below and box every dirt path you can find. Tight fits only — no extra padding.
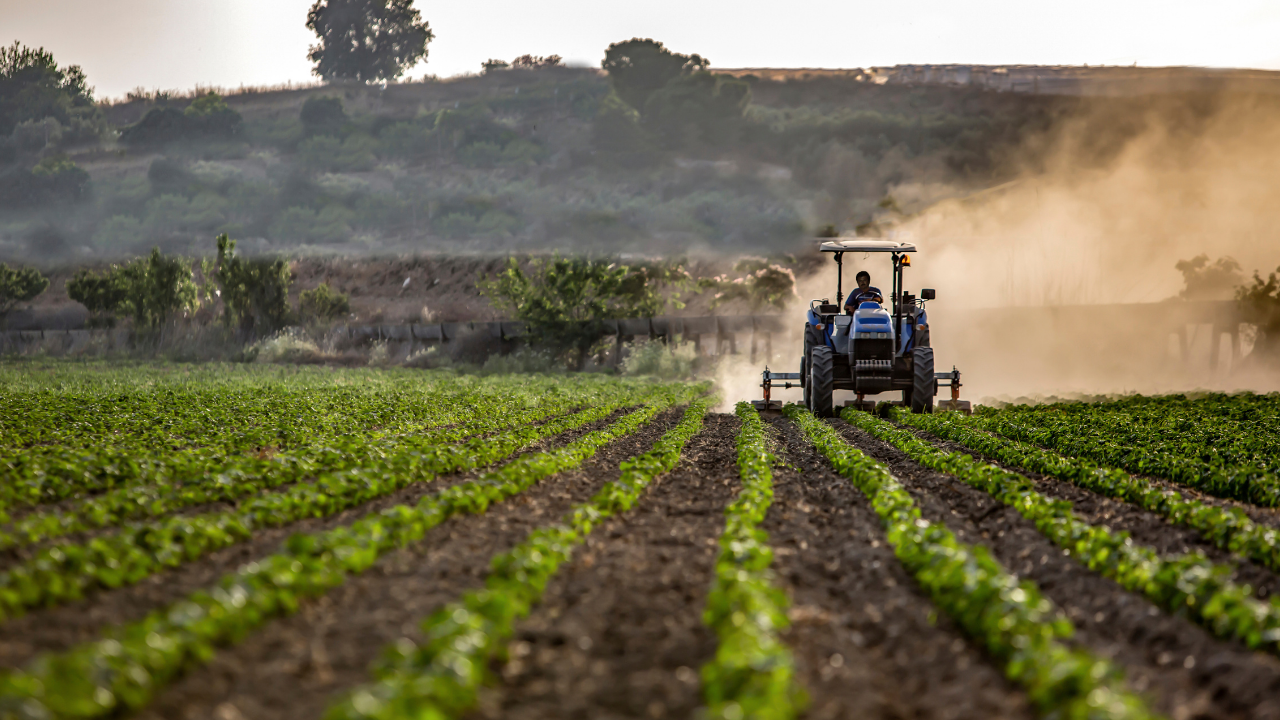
[134,407,682,720]
[0,408,629,670]
[834,419,1280,720]
[469,413,741,720]
[913,427,1280,599]
[766,417,1034,720]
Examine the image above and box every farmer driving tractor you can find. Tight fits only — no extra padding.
[843,270,883,312]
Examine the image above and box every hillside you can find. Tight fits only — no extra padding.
[0,63,1110,264]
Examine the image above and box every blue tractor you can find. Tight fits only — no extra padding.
[755,238,969,416]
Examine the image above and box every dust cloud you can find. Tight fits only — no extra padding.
[717,91,1280,407]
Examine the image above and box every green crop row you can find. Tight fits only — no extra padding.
[845,408,1280,657]
[0,373,612,517]
[0,384,630,551]
[897,410,1280,575]
[973,401,1280,507]
[699,403,806,720]
[0,373,463,452]
[789,406,1158,720]
[0,386,701,720]
[0,387,656,622]
[323,395,711,720]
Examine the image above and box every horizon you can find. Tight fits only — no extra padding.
[3,0,1279,101]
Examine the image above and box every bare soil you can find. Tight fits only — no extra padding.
[765,417,1034,720]
[471,413,742,720]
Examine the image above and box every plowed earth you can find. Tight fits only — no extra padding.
[6,410,1280,720]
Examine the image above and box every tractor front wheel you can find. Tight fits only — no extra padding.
[910,346,935,414]
[809,346,834,417]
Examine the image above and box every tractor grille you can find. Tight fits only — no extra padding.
[855,359,892,372]
[854,332,892,339]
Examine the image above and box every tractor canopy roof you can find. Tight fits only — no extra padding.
[818,238,917,253]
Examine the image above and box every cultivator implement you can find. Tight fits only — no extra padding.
[752,366,971,414]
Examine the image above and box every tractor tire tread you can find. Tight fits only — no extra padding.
[810,346,835,418]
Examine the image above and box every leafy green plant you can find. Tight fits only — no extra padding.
[848,407,1280,657]
[898,410,1280,575]
[699,403,806,719]
[0,386,700,719]
[325,394,711,720]
[0,386,668,619]
[972,396,1280,506]
[788,405,1157,720]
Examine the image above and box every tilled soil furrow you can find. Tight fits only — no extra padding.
[833,419,1280,720]
[469,413,741,720]
[911,426,1280,600]
[134,406,683,720]
[0,408,629,670]
[766,417,1034,720]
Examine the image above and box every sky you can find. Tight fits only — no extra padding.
[4,0,1280,101]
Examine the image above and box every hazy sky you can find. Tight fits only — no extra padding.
[5,0,1280,101]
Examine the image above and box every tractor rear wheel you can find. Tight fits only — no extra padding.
[910,347,935,414]
[809,346,834,417]
[800,355,809,408]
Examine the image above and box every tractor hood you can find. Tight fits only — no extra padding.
[819,238,917,253]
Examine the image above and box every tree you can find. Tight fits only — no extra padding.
[1238,267,1280,359]
[698,259,797,311]
[0,263,49,314]
[601,39,707,114]
[643,71,750,149]
[115,248,200,328]
[67,268,128,327]
[306,0,434,83]
[1177,254,1242,301]
[300,96,347,135]
[480,255,690,367]
[511,54,563,70]
[0,41,100,138]
[213,234,292,334]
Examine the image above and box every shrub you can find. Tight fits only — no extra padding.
[299,282,350,321]
[10,117,62,152]
[269,205,354,244]
[120,92,241,145]
[245,327,322,363]
[480,347,562,375]
[0,263,50,313]
[621,340,696,379]
[300,96,346,136]
[0,154,89,207]
[213,234,292,333]
[91,215,144,251]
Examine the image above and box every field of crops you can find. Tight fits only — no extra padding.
[2,363,1280,720]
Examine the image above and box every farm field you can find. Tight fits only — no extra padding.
[2,364,1280,720]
